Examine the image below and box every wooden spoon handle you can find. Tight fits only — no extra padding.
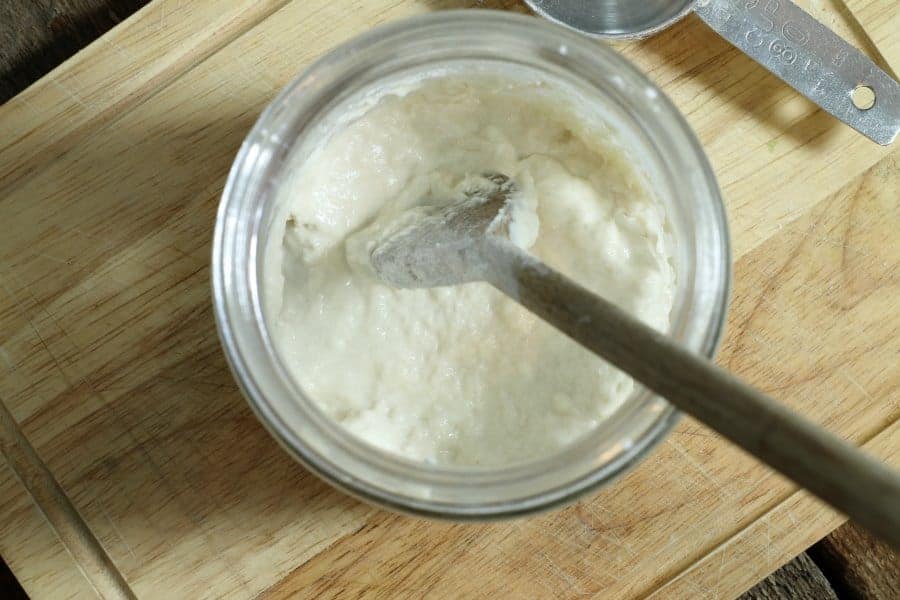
[485,242,900,549]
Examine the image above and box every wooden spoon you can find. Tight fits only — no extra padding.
[368,173,900,548]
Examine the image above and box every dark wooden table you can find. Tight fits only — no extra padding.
[0,1,897,599]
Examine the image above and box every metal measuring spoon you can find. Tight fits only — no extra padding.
[367,173,900,548]
[525,0,900,145]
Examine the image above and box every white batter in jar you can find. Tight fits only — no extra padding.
[263,72,676,467]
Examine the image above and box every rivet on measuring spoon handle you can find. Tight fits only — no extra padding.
[694,0,900,145]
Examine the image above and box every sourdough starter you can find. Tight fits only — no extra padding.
[263,74,676,466]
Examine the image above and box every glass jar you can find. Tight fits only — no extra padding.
[212,10,730,518]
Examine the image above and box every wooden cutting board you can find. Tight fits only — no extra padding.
[0,1,897,598]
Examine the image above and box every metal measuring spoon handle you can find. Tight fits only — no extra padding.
[695,0,900,145]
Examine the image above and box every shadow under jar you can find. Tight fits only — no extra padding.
[212,10,731,518]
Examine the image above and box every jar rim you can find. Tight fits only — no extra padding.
[212,10,731,518]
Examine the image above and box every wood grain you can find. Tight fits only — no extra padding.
[842,0,900,73]
[0,0,291,197]
[0,459,98,599]
[0,0,897,598]
[0,1,150,103]
[0,398,133,599]
[810,522,900,600]
[740,553,837,600]
[649,420,898,599]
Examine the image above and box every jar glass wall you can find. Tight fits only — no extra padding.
[212,10,730,518]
